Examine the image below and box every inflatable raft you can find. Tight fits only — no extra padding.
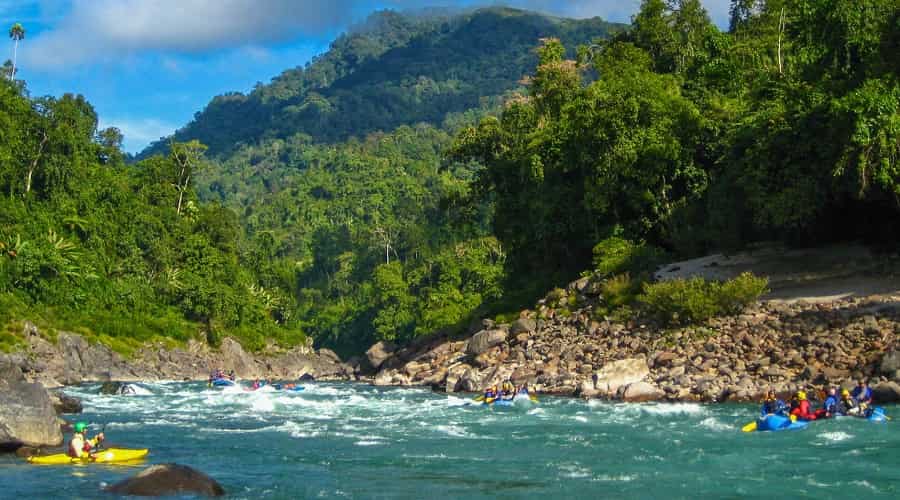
[755,414,809,432]
[210,378,235,387]
[28,448,149,465]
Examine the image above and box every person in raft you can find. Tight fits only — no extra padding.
[839,388,861,416]
[500,380,515,399]
[790,390,821,420]
[483,386,498,401]
[851,380,873,406]
[68,422,104,458]
[760,389,788,417]
[821,387,840,418]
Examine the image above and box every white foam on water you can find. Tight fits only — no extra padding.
[434,424,478,439]
[252,397,276,413]
[850,481,877,491]
[354,440,383,446]
[572,415,589,423]
[558,464,591,479]
[806,477,834,488]
[592,474,637,482]
[818,431,853,443]
[698,417,731,432]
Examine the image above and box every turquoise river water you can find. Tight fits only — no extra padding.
[1,381,897,499]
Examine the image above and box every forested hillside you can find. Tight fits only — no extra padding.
[139,7,623,158]
[3,2,898,358]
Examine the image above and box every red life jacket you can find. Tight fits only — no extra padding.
[791,400,817,420]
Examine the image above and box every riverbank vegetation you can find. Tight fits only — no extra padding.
[2,2,898,356]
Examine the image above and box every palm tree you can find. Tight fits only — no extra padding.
[8,23,24,80]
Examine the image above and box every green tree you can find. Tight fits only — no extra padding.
[7,23,23,81]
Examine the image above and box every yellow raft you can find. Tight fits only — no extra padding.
[27,448,149,465]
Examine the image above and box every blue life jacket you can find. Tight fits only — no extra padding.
[823,395,839,415]
[852,386,872,402]
[761,399,787,417]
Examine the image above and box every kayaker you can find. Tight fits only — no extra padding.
[68,422,104,458]
[851,380,873,406]
[790,391,818,420]
[760,390,787,417]
[821,387,839,418]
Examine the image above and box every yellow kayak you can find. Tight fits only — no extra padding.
[27,448,149,465]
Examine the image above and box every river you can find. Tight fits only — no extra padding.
[1,382,898,499]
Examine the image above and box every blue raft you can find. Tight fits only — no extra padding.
[756,414,809,432]
[210,378,235,387]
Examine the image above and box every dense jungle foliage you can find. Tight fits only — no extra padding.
[3,2,899,356]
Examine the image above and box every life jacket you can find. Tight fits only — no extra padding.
[791,400,817,420]
[823,395,839,415]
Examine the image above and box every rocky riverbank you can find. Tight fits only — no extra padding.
[5,321,354,389]
[0,322,355,451]
[364,275,900,404]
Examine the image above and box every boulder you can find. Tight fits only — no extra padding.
[577,379,599,398]
[509,318,537,336]
[51,392,83,414]
[622,382,664,402]
[0,357,63,449]
[366,341,397,370]
[880,349,900,375]
[298,373,316,382]
[872,381,900,403]
[592,358,650,396]
[105,463,225,497]
[317,348,341,364]
[466,330,507,357]
[219,338,259,378]
[99,381,125,395]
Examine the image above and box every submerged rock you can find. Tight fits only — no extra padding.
[105,463,225,497]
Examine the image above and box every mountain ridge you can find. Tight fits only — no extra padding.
[138,7,625,159]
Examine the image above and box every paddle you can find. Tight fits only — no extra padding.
[741,421,757,433]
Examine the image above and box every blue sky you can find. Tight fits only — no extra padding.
[1,1,730,153]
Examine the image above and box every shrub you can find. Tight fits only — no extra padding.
[592,234,667,278]
[716,272,770,314]
[639,272,768,325]
[601,273,637,309]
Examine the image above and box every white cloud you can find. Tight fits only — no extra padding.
[99,116,177,153]
[25,0,731,70]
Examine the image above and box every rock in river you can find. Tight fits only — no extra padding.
[105,463,225,497]
[0,356,63,450]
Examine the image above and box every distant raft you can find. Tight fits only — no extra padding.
[210,378,235,387]
[27,448,149,465]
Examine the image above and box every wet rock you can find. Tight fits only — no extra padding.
[105,463,225,497]
[99,381,123,395]
[622,382,664,402]
[51,392,83,414]
[466,329,507,357]
[872,381,900,403]
[366,341,397,370]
